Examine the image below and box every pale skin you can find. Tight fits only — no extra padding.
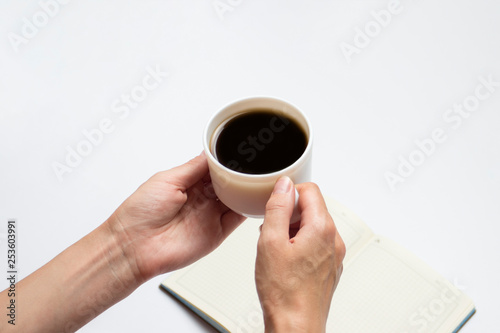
[0,153,345,333]
[256,176,345,333]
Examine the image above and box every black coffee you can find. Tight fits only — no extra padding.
[214,109,307,174]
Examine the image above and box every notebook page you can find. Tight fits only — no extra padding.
[327,236,474,333]
[325,197,374,262]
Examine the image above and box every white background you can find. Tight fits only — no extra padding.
[1,1,499,332]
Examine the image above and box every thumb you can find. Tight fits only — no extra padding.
[161,152,209,191]
[262,176,295,239]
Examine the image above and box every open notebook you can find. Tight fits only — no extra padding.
[161,197,475,332]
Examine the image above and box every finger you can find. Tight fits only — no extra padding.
[163,153,209,191]
[295,182,330,229]
[262,176,295,240]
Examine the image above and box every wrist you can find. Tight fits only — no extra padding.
[100,215,144,289]
[262,302,325,333]
[13,216,146,332]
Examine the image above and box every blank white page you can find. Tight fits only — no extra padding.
[325,197,374,262]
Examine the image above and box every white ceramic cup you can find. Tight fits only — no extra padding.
[202,97,313,221]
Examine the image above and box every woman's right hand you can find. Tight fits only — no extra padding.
[255,177,346,333]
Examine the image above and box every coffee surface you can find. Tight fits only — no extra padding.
[214,110,307,174]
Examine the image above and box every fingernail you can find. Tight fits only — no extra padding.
[200,150,206,156]
[273,176,292,194]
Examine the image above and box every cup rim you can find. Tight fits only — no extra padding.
[202,96,313,180]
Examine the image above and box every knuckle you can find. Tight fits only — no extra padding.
[265,196,289,213]
[301,182,320,193]
[257,234,280,255]
[260,237,274,250]
[317,213,336,236]
[336,235,346,262]
[307,182,321,191]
